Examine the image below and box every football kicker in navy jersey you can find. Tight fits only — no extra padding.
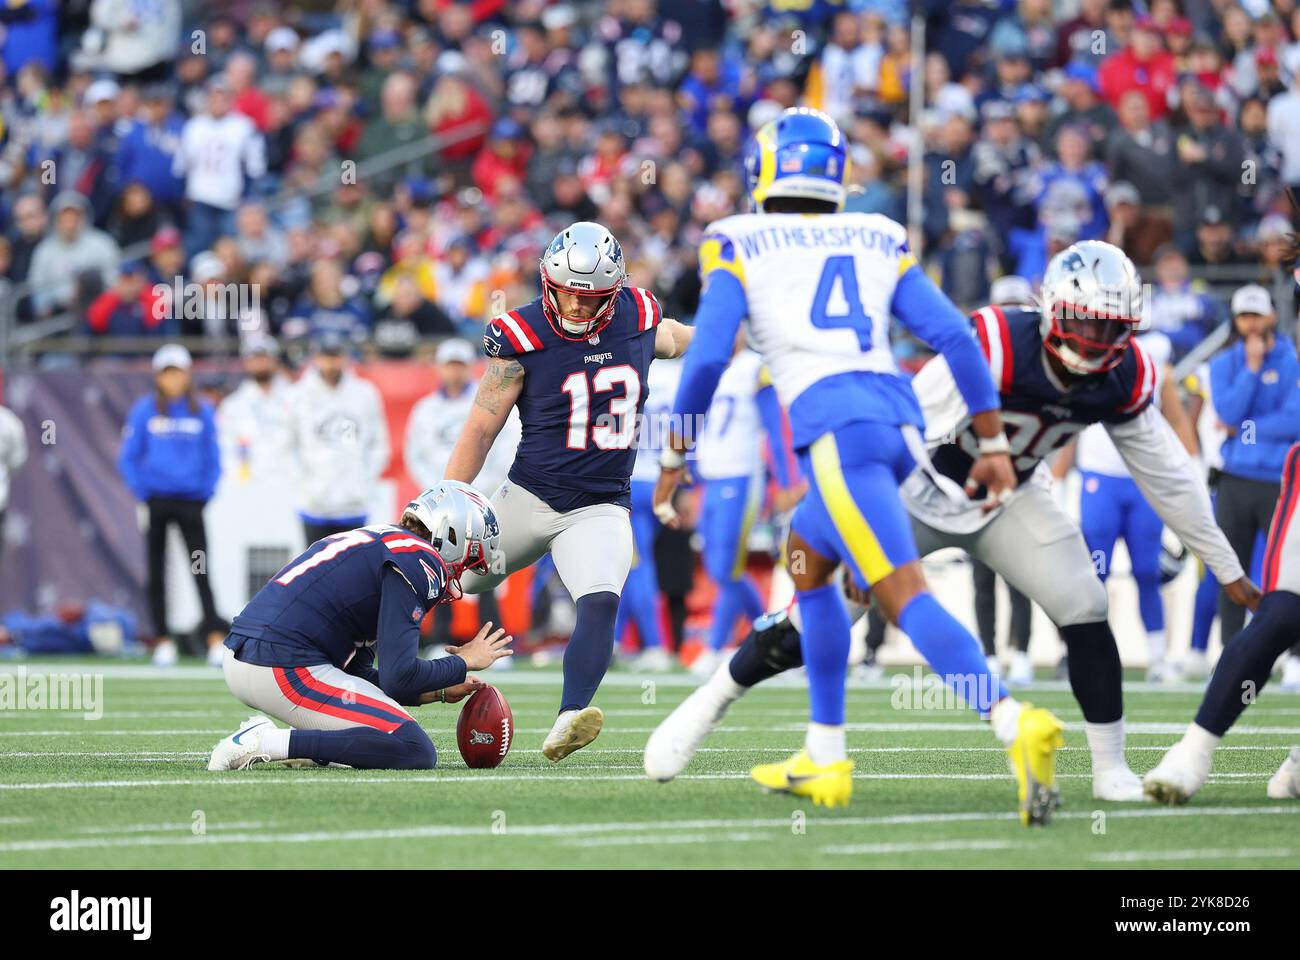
[444,220,693,763]
[483,284,663,512]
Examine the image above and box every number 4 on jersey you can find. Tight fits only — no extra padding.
[811,255,873,351]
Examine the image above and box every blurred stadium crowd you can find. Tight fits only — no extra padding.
[0,0,1298,359]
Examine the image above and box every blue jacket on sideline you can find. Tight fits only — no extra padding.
[1210,335,1300,483]
[118,395,221,502]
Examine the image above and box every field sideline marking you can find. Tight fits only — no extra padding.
[0,806,1294,854]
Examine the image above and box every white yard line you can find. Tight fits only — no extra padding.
[821,840,1016,855]
[0,805,1294,854]
[0,770,1279,791]
[1089,847,1296,863]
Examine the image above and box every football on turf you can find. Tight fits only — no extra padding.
[456,685,513,768]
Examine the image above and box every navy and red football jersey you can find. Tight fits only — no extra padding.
[930,305,1158,487]
[484,285,663,512]
[227,524,449,669]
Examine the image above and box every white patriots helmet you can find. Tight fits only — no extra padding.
[401,481,501,595]
[539,221,627,340]
[1039,240,1143,375]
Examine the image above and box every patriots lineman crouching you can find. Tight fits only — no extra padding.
[207,482,512,771]
[444,222,693,761]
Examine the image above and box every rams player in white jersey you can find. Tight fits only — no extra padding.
[691,343,800,676]
[651,108,1065,822]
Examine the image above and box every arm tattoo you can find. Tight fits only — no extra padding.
[474,357,524,416]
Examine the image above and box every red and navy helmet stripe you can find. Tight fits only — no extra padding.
[273,666,413,732]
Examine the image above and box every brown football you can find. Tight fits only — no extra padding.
[456,685,513,769]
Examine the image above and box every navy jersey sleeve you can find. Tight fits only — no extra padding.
[379,531,452,605]
[375,565,467,706]
[484,308,546,359]
[1105,339,1158,424]
[623,285,663,334]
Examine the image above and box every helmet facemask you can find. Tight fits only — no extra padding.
[1043,301,1137,374]
[540,271,623,340]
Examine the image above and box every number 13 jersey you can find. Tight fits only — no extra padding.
[483,286,663,512]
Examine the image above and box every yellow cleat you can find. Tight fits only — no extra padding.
[751,750,854,808]
[1006,704,1065,826]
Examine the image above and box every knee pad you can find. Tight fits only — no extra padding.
[752,609,806,672]
[393,720,437,770]
[1052,574,1110,627]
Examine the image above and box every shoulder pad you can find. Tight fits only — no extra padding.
[623,285,663,333]
[484,304,546,357]
[1114,338,1157,418]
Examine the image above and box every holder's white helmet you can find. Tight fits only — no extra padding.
[400,481,500,597]
[539,221,627,340]
[1039,240,1143,375]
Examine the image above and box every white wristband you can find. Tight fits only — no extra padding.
[660,447,686,470]
[977,433,1011,456]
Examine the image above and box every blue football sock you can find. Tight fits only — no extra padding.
[561,591,620,712]
[289,720,436,770]
[617,563,663,649]
[1190,570,1218,652]
[709,577,764,651]
[897,592,1006,715]
[797,583,851,726]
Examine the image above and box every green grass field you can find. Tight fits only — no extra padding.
[1,659,1297,869]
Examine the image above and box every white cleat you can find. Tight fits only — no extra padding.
[541,706,603,762]
[1006,651,1033,686]
[206,642,226,668]
[152,638,178,668]
[1266,746,1300,799]
[1180,649,1210,682]
[1143,741,1211,805]
[985,654,1002,680]
[631,646,673,673]
[1146,659,1174,684]
[644,676,736,781]
[1280,656,1300,692]
[1092,764,1148,802]
[207,715,278,771]
[688,648,721,678]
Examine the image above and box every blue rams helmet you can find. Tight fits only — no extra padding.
[745,107,850,212]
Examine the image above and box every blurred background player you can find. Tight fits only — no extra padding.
[1145,441,1300,803]
[286,332,390,545]
[618,351,682,672]
[215,332,293,484]
[691,339,801,678]
[1209,284,1300,686]
[207,482,512,772]
[0,399,27,569]
[650,238,1259,805]
[118,344,224,668]
[1058,328,1193,681]
[445,222,693,761]
[977,275,1037,683]
[1181,358,1267,681]
[405,337,520,651]
[652,108,1061,820]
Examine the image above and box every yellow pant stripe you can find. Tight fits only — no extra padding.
[808,434,895,585]
[731,474,764,580]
